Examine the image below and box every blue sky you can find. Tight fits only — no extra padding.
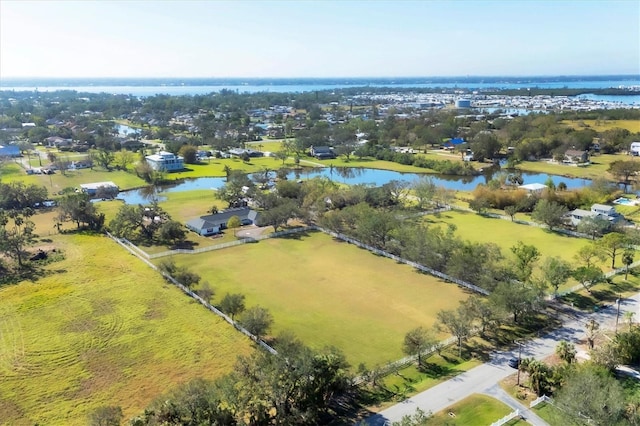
[1,0,638,78]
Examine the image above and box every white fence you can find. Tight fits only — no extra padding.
[530,395,552,408]
[143,227,314,259]
[489,409,521,426]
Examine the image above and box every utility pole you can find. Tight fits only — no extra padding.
[616,296,621,334]
[516,341,522,386]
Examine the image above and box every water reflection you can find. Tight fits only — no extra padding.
[115,167,591,204]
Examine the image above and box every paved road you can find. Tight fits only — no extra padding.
[364,293,640,425]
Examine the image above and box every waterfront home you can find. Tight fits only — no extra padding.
[79,181,119,198]
[563,149,589,164]
[145,151,184,172]
[186,207,259,236]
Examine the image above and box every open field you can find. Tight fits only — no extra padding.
[166,230,471,367]
[1,161,147,193]
[0,233,252,424]
[426,394,523,425]
[423,210,614,291]
[562,119,640,133]
[517,153,633,180]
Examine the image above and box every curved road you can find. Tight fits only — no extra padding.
[364,293,640,425]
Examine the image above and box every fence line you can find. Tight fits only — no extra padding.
[312,225,490,296]
[105,231,278,355]
[144,226,314,259]
[529,395,552,408]
[489,409,521,426]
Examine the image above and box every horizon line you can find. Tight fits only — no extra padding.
[2,74,640,80]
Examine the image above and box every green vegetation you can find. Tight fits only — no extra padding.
[426,394,522,425]
[0,233,252,424]
[516,153,632,180]
[563,119,640,133]
[162,231,469,367]
[423,210,607,289]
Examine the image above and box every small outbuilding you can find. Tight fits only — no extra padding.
[518,183,547,194]
[79,181,119,197]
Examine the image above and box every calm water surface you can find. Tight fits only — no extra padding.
[116,167,591,204]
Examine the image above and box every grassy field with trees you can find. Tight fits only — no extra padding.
[164,230,471,367]
[0,233,252,424]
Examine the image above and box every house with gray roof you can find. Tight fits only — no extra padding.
[186,207,259,236]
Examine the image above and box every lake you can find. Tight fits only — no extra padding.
[116,167,591,204]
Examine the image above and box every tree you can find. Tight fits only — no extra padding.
[504,205,518,221]
[240,306,273,340]
[585,319,600,349]
[114,149,135,171]
[436,306,472,357]
[391,408,432,426]
[259,199,299,232]
[0,209,37,268]
[158,220,186,246]
[573,265,603,293]
[596,232,628,269]
[179,144,198,164]
[623,249,635,280]
[412,176,437,209]
[88,406,124,426]
[531,199,568,230]
[461,295,498,336]
[56,192,105,230]
[555,366,626,425]
[227,215,241,232]
[274,150,288,165]
[196,281,214,303]
[575,244,606,270]
[577,216,611,239]
[608,160,640,192]
[541,257,573,296]
[219,293,245,320]
[524,359,553,396]
[94,148,115,170]
[510,241,540,282]
[490,281,544,323]
[403,327,437,366]
[555,340,577,364]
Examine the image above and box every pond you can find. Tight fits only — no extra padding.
[115,167,592,205]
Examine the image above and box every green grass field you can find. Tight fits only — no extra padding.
[426,394,524,425]
[423,210,614,291]
[517,153,633,180]
[165,231,470,367]
[0,233,252,425]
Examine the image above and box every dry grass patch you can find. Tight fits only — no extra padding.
[0,233,252,425]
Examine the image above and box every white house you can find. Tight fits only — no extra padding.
[630,142,640,156]
[186,207,259,236]
[145,151,184,172]
[568,203,623,226]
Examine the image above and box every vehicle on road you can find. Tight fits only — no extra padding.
[507,357,520,368]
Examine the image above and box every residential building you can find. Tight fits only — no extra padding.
[145,151,184,171]
[186,207,259,236]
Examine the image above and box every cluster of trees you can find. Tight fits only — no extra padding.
[123,334,351,425]
[55,191,105,231]
[108,201,186,246]
[0,181,48,210]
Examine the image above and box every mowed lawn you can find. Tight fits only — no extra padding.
[0,234,252,425]
[426,394,524,425]
[169,231,471,367]
[517,153,633,180]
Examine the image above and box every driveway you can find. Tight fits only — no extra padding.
[363,293,640,425]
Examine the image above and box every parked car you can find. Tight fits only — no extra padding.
[508,357,520,368]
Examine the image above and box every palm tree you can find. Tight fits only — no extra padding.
[555,340,577,364]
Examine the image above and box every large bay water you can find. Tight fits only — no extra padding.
[116,167,591,204]
[2,77,639,101]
